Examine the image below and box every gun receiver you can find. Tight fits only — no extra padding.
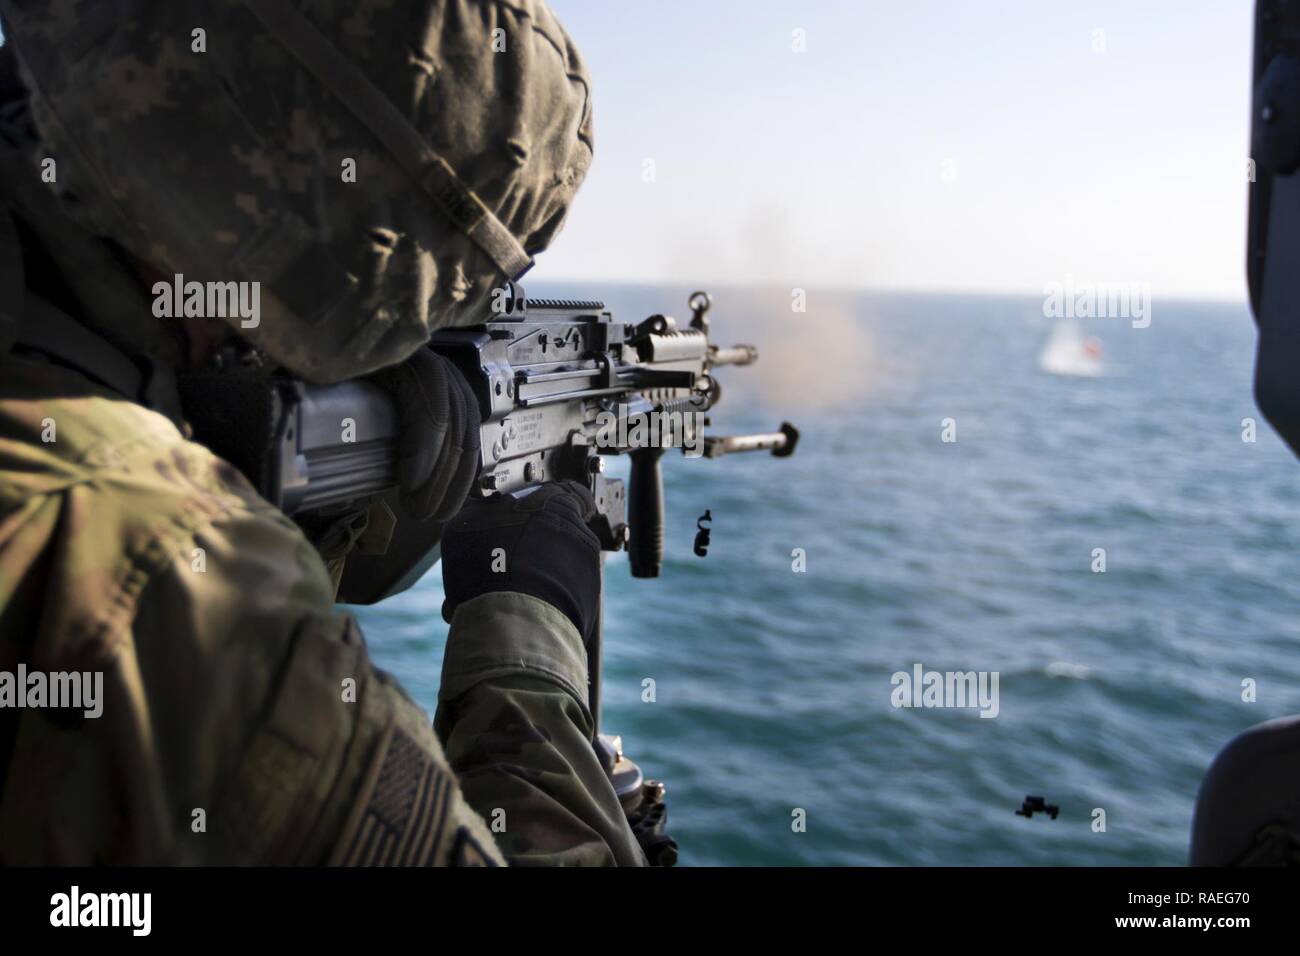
[255,290,797,599]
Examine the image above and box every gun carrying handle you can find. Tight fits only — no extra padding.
[628,446,666,578]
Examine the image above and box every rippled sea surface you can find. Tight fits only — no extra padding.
[355,284,1300,866]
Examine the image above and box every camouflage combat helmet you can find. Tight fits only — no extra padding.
[0,0,593,382]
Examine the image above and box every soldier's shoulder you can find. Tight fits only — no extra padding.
[0,355,330,649]
[2,355,257,507]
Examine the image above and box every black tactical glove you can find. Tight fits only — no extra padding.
[440,481,603,643]
[369,347,481,522]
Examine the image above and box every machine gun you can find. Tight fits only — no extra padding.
[179,289,798,865]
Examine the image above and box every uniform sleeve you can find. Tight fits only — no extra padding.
[0,487,506,866]
[434,591,646,866]
[157,506,508,866]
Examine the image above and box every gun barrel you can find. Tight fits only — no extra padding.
[709,344,759,367]
[702,422,800,459]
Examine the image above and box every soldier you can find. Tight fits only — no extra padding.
[0,0,645,865]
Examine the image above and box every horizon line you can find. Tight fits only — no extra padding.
[522,276,1249,307]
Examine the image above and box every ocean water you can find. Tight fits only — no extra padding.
[355,284,1300,866]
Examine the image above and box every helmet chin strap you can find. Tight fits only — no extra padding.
[241,0,534,283]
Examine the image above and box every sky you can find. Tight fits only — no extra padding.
[537,0,1257,300]
[0,3,1256,300]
